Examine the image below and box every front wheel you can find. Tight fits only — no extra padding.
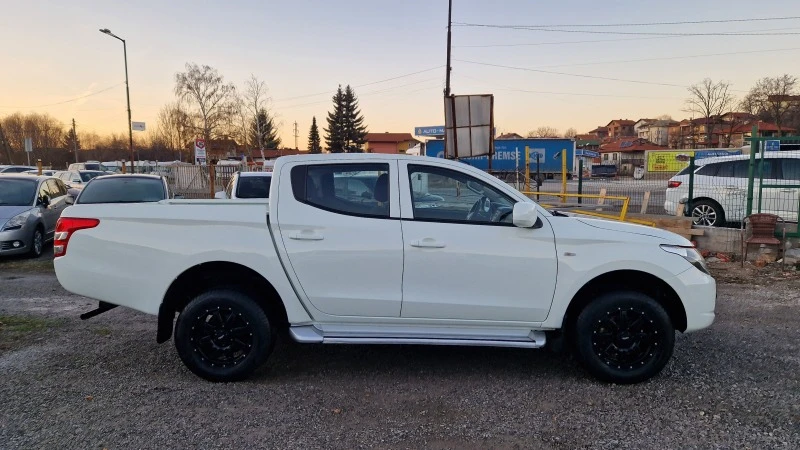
[573,291,675,384]
[28,227,44,258]
[174,289,273,382]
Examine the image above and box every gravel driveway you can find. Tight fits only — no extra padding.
[0,262,798,449]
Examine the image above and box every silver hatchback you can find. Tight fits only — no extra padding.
[0,175,69,257]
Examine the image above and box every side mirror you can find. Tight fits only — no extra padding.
[214,191,227,199]
[64,195,75,205]
[39,195,50,207]
[512,202,539,228]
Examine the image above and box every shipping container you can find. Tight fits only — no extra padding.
[424,138,576,179]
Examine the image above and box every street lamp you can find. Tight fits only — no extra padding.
[99,28,135,173]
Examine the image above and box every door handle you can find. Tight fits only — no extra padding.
[411,238,446,248]
[290,230,324,241]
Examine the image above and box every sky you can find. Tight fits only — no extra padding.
[3,0,800,147]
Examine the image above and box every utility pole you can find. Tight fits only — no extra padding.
[72,119,78,163]
[293,121,299,150]
[444,0,453,97]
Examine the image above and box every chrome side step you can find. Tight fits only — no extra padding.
[289,325,546,349]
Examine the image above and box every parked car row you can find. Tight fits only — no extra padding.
[1,172,175,258]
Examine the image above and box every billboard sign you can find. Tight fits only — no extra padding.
[444,94,494,159]
[764,140,780,151]
[131,121,146,132]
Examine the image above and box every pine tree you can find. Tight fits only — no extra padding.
[308,116,322,153]
[341,85,368,153]
[324,86,346,153]
[63,126,81,152]
[249,108,281,149]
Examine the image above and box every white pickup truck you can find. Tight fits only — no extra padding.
[53,154,716,384]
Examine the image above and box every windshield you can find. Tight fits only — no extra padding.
[236,176,271,198]
[80,171,106,182]
[0,179,37,206]
[77,177,166,204]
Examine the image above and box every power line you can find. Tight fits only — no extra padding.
[453,26,800,47]
[453,16,800,28]
[280,77,441,110]
[0,83,125,109]
[454,23,800,36]
[273,66,444,103]
[454,59,687,88]
[521,47,800,70]
[457,74,677,99]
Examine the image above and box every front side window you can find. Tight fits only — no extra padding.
[407,164,515,225]
[291,163,390,218]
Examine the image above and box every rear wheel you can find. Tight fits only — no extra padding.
[174,289,273,382]
[573,291,675,384]
[691,200,725,227]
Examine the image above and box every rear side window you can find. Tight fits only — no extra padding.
[77,178,166,204]
[290,163,390,218]
[695,163,719,176]
[236,176,271,198]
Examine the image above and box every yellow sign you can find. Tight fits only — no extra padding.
[646,151,695,172]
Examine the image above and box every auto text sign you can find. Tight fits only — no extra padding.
[414,126,445,137]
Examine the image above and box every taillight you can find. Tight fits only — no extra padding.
[54,217,99,257]
[668,180,682,188]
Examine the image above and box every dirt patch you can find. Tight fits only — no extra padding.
[708,260,800,286]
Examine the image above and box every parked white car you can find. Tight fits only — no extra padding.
[215,171,272,199]
[54,154,716,384]
[665,151,800,226]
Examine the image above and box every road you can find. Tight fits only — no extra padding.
[1,262,798,449]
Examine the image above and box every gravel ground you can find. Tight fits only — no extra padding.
[0,257,798,449]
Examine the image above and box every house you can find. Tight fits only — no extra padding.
[606,119,636,138]
[634,119,655,139]
[637,119,678,147]
[729,121,797,148]
[496,132,525,140]
[587,126,609,138]
[364,132,421,154]
[599,137,668,176]
[574,134,601,150]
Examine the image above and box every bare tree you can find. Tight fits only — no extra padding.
[743,74,798,133]
[655,114,673,121]
[527,126,560,138]
[563,127,578,139]
[685,78,735,147]
[174,63,237,142]
[154,102,194,161]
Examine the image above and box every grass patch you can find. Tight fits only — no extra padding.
[93,327,112,337]
[0,315,63,352]
[0,258,54,273]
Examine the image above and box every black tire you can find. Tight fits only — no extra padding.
[690,200,725,227]
[174,289,273,382]
[28,226,44,258]
[573,291,675,384]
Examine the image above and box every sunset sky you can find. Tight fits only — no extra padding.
[3,0,800,147]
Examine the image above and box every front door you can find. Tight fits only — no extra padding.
[398,163,558,323]
[275,161,403,318]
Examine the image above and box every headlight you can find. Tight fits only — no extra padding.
[661,244,710,275]
[1,210,33,231]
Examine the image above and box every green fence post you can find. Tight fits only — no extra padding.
[578,159,583,204]
[687,156,695,217]
[746,125,758,216]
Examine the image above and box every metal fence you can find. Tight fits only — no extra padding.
[126,162,267,199]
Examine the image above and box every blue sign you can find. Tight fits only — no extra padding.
[414,126,445,137]
[695,149,742,159]
[765,140,781,151]
[576,149,600,158]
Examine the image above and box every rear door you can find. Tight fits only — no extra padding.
[274,161,404,318]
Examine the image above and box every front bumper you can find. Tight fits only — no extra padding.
[0,227,32,256]
[672,267,716,332]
